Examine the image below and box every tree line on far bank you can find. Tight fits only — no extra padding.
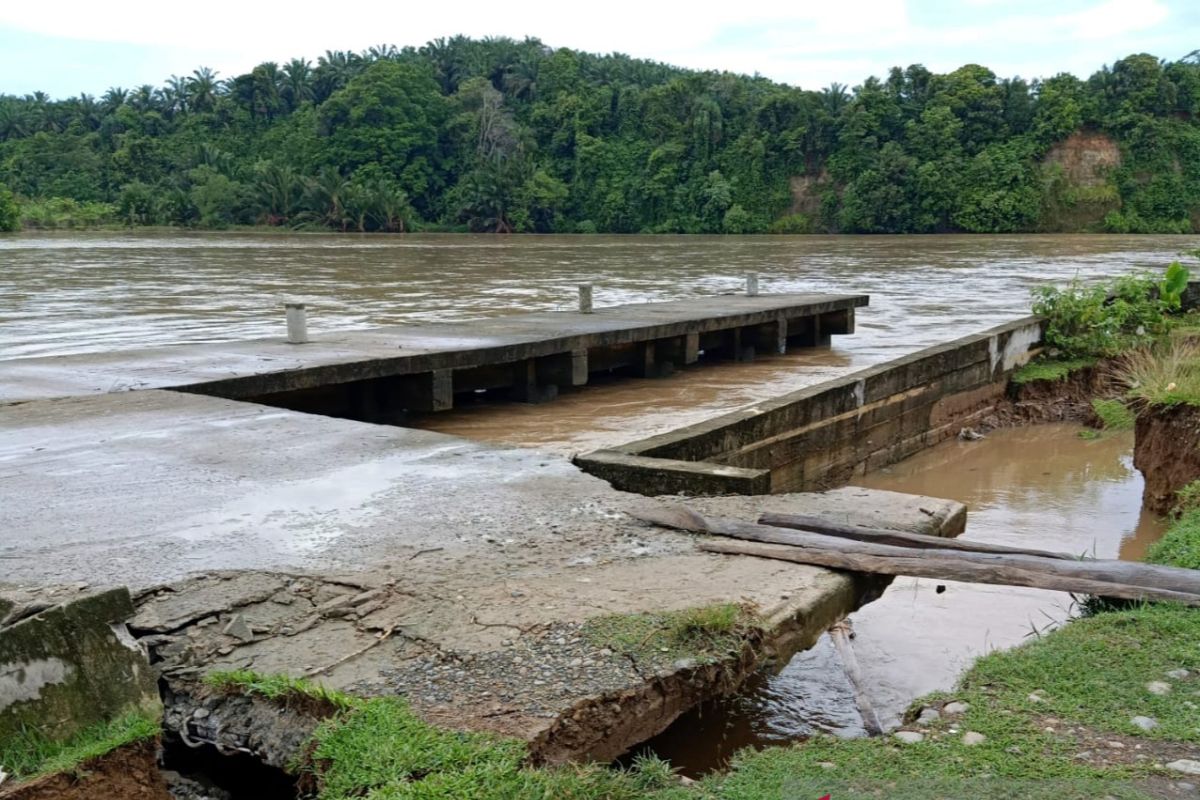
[1,38,1199,235]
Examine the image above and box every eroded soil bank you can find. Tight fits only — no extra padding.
[1136,403,1200,515]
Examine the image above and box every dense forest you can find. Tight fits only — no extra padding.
[2,37,1199,235]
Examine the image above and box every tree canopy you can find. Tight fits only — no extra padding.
[2,38,1199,234]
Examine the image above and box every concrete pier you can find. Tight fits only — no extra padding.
[1,293,866,409]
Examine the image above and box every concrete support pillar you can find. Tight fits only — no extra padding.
[659,334,700,368]
[570,348,589,386]
[729,327,756,362]
[820,308,855,336]
[788,316,830,348]
[398,369,454,413]
[511,359,560,404]
[579,284,594,314]
[750,316,788,355]
[285,302,308,344]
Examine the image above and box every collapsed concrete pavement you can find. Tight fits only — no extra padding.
[0,388,963,765]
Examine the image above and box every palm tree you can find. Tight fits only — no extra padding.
[303,167,351,230]
[188,68,219,112]
[102,87,128,111]
[281,59,314,111]
[130,85,157,112]
[254,161,303,224]
[821,82,850,115]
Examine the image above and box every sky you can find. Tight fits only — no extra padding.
[2,0,1197,99]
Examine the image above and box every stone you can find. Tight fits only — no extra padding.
[893,731,924,744]
[1131,715,1159,732]
[962,731,986,746]
[1147,681,1172,695]
[222,614,254,642]
[817,762,837,770]
[917,707,940,725]
[1167,669,1191,680]
[943,701,970,715]
[1107,741,1126,749]
[1167,760,1200,776]
[1027,691,1046,703]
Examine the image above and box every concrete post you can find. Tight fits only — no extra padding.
[579,284,594,314]
[285,302,308,344]
[746,273,759,297]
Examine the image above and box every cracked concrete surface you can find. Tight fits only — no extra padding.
[0,388,964,760]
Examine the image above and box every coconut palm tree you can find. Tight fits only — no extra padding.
[188,68,219,112]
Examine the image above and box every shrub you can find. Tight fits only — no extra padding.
[1032,268,1177,358]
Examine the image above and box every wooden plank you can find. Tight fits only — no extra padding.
[699,539,1200,607]
[635,506,1200,598]
[758,512,1075,560]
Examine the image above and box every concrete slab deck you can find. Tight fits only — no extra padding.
[0,293,866,403]
[0,389,962,761]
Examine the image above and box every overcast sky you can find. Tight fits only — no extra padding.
[2,0,1197,99]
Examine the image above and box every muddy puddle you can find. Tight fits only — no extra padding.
[627,423,1167,776]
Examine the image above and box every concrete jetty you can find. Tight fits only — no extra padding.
[1,293,866,408]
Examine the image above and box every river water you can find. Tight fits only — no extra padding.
[4,231,1198,451]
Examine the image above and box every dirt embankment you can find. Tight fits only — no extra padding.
[985,362,1121,430]
[1134,403,1200,514]
[1040,130,1122,232]
[0,741,169,800]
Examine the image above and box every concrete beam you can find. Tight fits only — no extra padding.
[574,450,772,496]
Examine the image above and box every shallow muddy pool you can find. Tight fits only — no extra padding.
[628,423,1167,776]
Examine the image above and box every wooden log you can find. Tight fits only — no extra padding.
[758,512,1075,560]
[634,506,1200,597]
[698,539,1200,606]
[829,621,883,736]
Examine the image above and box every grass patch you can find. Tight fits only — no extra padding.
[306,695,678,800]
[582,603,758,664]
[204,670,358,713]
[1146,507,1200,570]
[1011,357,1095,384]
[1118,340,1200,407]
[0,711,160,782]
[1091,397,1135,430]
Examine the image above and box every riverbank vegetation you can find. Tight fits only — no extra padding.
[2,40,1200,234]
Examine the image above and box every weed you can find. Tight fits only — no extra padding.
[1091,398,1134,430]
[1032,271,1168,359]
[1172,479,1200,516]
[1146,507,1200,570]
[582,603,758,664]
[1117,340,1200,407]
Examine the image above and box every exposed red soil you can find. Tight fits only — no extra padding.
[0,740,169,800]
[1134,402,1200,514]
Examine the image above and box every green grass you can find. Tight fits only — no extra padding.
[1011,357,1096,385]
[1091,397,1135,430]
[204,670,358,712]
[0,711,160,782]
[582,603,758,665]
[306,695,680,800]
[1147,507,1200,570]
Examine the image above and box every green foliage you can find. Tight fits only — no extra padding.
[0,711,159,782]
[1010,357,1096,384]
[1171,479,1200,516]
[3,41,1200,233]
[0,182,18,231]
[1091,398,1135,430]
[18,196,117,229]
[1160,258,1192,310]
[1032,271,1168,358]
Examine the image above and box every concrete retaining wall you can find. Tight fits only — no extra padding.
[577,317,1044,494]
[0,589,161,744]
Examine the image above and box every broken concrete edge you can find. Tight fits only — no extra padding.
[572,450,772,496]
[575,316,1045,494]
[0,588,162,770]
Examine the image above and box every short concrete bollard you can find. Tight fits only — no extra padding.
[746,273,760,297]
[578,284,594,314]
[285,302,309,344]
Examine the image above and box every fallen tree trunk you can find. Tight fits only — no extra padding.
[634,506,1200,599]
[757,512,1074,560]
[698,539,1200,607]
[829,621,883,736]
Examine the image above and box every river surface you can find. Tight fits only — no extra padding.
[4,231,1198,451]
[633,423,1166,776]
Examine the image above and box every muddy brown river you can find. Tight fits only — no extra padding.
[1,231,1190,775]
